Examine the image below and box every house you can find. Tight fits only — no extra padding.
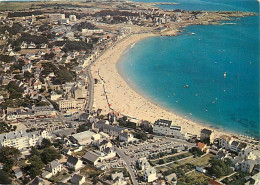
[119,132,135,143]
[111,172,127,185]
[245,172,260,185]
[237,142,247,152]
[143,167,157,182]
[70,174,85,185]
[103,147,116,160]
[0,130,49,150]
[50,92,62,101]
[42,159,62,179]
[153,119,186,139]
[138,157,150,170]
[28,42,36,49]
[219,135,233,149]
[66,156,83,171]
[93,139,112,151]
[13,166,23,179]
[102,124,128,138]
[232,156,244,170]
[230,141,240,153]
[71,131,100,145]
[208,179,224,185]
[82,151,101,166]
[200,128,214,143]
[241,160,256,173]
[216,150,228,160]
[165,173,177,185]
[197,142,209,153]
[29,177,45,185]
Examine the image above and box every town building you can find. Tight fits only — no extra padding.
[0,130,49,150]
[70,174,86,185]
[200,128,214,143]
[219,135,233,150]
[119,132,135,143]
[42,159,62,179]
[71,131,100,145]
[111,172,127,185]
[66,155,83,171]
[153,119,186,139]
[143,167,157,182]
[241,160,256,173]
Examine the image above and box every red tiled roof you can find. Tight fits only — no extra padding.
[197,142,206,150]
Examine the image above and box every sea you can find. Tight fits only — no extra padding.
[117,0,259,138]
[1,0,259,137]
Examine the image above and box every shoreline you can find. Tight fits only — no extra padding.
[91,31,240,139]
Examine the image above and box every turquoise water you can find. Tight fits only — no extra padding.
[118,0,259,137]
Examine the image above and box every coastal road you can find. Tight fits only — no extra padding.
[115,147,138,185]
[86,62,95,111]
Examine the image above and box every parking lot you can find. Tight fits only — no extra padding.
[121,136,192,163]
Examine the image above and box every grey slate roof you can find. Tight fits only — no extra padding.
[82,151,100,163]
[46,159,61,172]
[231,141,240,147]
[67,155,79,166]
[30,177,44,185]
[0,130,40,142]
[70,174,84,183]
[201,128,212,135]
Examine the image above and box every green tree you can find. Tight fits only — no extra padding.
[28,155,44,178]
[0,170,11,184]
[41,138,52,148]
[41,147,61,164]
[0,146,20,172]
[159,159,165,164]
[208,157,233,178]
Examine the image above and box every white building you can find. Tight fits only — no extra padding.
[49,14,65,22]
[153,119,186,139]
[241,160,256,173]
[69,15,77,22]
[70,174,85,185]
[144,167,157,182]
[138,157,150,171]
[71,131,100,145]
[66,155,83,171]
[119,132,135,143]
[111,172,127,185]
[239,148,260,161]
[0,130,49,150]
[42,159,62,179]
[219,135,233,149]
[58,98,85,111]
[82,29,103,35]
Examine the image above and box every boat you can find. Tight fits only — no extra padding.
[185,85,189,88]
[223,72,227,78]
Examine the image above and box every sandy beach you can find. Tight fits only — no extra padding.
[91,32,233,138]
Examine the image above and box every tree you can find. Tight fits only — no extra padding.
[28,155,45,178]
[41,147,61,164]
[0,170,11,184]
[41,138,52,148]
[77,124,89,133]
[30,147,40,157]
[159,159,165,164]
[0,146,20,173]
[208,157,233,178]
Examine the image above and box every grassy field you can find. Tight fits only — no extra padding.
[191,153,215,167]
[178,171,210,185]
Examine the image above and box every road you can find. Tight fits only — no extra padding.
[115,147,138,185]
[85,62,95,111]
